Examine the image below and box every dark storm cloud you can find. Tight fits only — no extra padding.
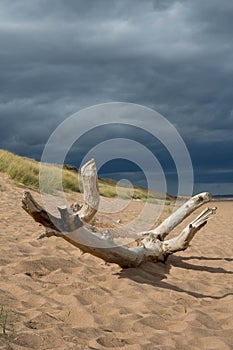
[0,0,232,194]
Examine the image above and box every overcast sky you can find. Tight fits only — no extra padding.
[0,0,232,195]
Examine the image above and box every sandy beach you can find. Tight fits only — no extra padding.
[0,173,233,350]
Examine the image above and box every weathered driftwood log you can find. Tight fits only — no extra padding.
[22,159,217,268]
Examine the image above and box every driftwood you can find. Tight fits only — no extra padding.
[22,159,217,268]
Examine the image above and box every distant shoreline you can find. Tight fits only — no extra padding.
[212,194,233,201]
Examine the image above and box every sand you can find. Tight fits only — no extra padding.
[0,173,233,350]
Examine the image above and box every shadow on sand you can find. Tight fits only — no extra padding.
[115,254,233,300]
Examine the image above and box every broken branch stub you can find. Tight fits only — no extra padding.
[22,159,216,268]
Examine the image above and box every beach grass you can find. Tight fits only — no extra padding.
[0,149,174,201]
[0,149,79,193]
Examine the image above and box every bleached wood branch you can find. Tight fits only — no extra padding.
[161,207,217,255]
[22,159,216,268]
[76,159,100,222]
[140,192,212,240]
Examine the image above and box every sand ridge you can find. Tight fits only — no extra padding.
[0,173,233,349]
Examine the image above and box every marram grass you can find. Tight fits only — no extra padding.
[0,149,173,201]
[0,149,79,193]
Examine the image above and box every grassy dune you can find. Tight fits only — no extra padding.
[0,150,79,193]
[0,149,174,201]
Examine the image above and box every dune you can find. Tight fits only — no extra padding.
[0,172,233,349]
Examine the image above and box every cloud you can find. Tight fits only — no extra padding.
[0,0,232,194]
